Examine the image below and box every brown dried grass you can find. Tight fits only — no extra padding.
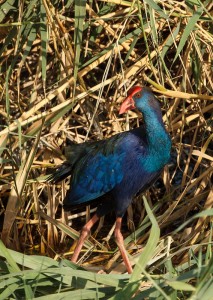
[0,0,212,273]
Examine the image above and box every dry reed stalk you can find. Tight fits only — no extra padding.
[0,0,212,274]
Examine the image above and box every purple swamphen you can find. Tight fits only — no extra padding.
[49,86,171,273]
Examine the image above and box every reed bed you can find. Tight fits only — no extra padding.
[0,0,212,299]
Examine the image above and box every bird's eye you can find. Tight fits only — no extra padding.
[134,92,141,98]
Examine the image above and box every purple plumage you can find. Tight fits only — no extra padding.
[49,86,171,273]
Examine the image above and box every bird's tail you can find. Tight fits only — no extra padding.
[45,141,85,183]
[46,162,72,183]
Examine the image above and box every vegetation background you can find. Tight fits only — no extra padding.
[0,0,212,299]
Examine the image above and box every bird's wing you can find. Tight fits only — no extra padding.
[64,134,127,205]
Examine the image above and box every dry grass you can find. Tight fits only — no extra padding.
[0,0,212,285]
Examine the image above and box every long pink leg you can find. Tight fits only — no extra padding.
[71,213,99,263]
[114,217,133,274]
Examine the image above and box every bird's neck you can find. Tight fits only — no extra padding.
[143,106,168,146]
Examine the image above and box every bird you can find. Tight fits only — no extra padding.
[48,86,171,274]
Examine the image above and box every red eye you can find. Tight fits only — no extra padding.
[134,92,141,98]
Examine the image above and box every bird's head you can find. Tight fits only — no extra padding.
[119,86,156,114]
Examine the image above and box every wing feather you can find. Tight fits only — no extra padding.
[63,134,127,206]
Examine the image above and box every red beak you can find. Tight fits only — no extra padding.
[119,96,135,114]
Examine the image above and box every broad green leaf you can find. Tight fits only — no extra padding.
[0,247,129,290]
[173,6,204,62]
[0,240,20,272]
[0,268,105,290]
[0,0,16,22]
[149,6,158,44]
[144,0,168,20]
[23,0,38,20]
[194,278,213,300]
[124,35,139,63]
[124,202,161,246]
[131,196,160,280]
[186,0,202,6]
[167,280,195,291]
[0,133,8,156]
[74,0,87,82]
[161,23,180,59]
[21,25,37,68]
[0,240,34,299]
[34,289,106,300]
[0,283,20,300]
[40,1,47,82]
[190,256,213,300]
[65,0,74,9]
